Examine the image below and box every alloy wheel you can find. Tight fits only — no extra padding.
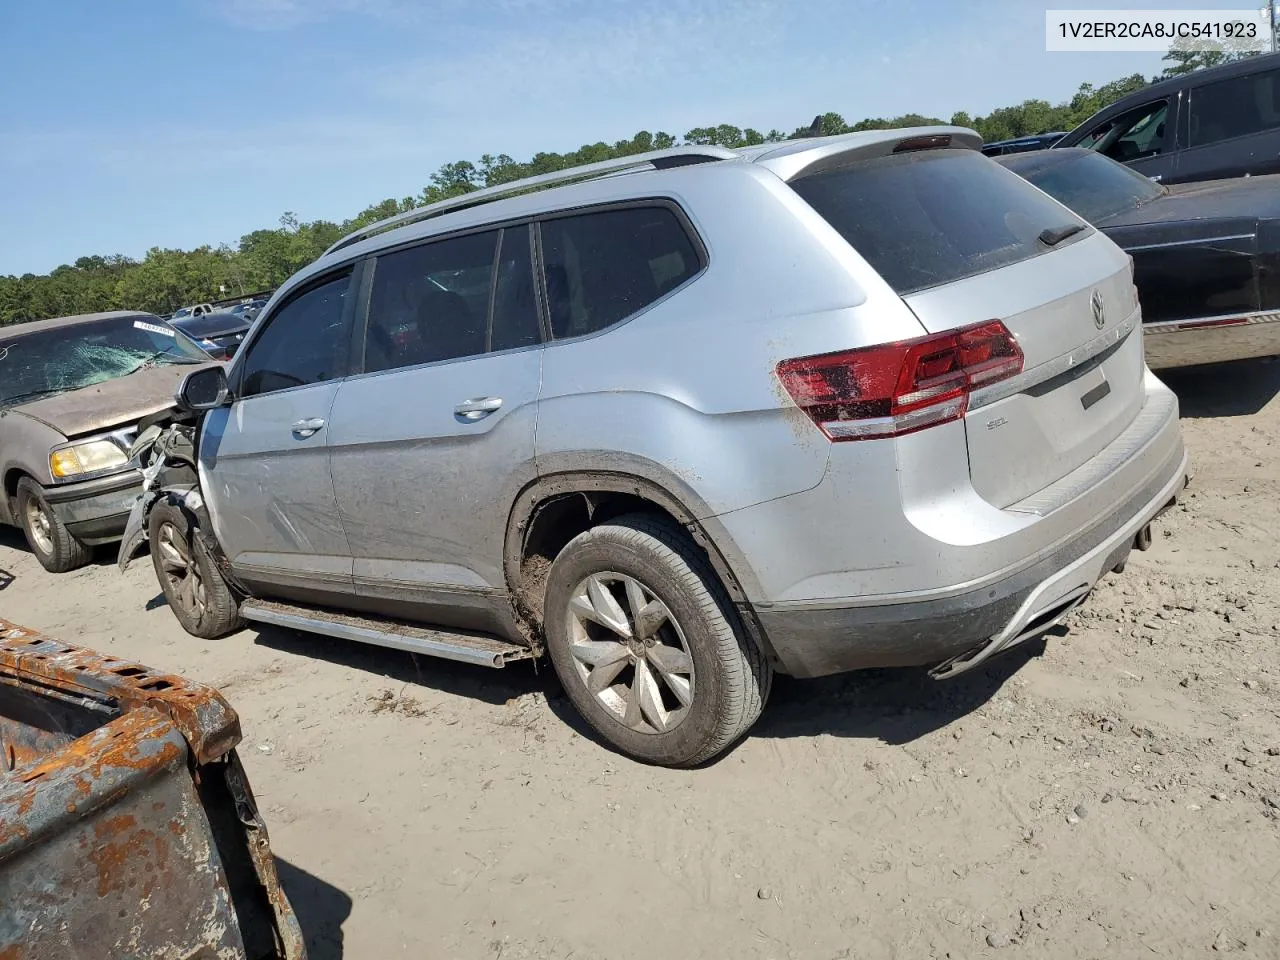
[157,522,207,620]
[565,572,695,734]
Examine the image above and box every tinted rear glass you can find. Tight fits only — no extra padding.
[999,150,1163,222]
[790,149,1087,295]
[1189,68,1280,147]
[541,206,701,339]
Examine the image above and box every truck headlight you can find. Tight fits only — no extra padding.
[50,440,128,479]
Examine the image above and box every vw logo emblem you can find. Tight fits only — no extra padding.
[1091,290,1106,330]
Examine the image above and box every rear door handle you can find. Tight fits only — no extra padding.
[291,418,326,438]
[454,397,503,420]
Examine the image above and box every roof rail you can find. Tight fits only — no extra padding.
[323,145,739,257]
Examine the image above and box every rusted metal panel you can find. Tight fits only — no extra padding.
[0,619,239,765]
[0,618,304,960]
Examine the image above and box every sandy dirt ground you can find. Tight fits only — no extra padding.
[1,358,1278,960]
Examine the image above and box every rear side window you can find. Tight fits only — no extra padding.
[240,271,351,397]
[364,225,544,372]
[540,206,701,340]
[365,231,498,372]
[1189,68,1280,148]
[790,149,1086,296]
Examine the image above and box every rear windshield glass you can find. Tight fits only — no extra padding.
[790,149,1088,295]
[1002,150,1163,222]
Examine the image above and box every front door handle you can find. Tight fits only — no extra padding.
[454,397,503,421]
[291,418,326,438]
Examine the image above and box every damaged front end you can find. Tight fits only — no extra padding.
[118,417,203,573]
[0,618,305,959]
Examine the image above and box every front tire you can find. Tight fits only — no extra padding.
[543,513,772,767]
[149,500,243,639]
[16,477,92,573]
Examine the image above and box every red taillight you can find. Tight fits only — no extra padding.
[776,321,1023,441]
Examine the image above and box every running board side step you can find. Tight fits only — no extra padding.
[239,599,535,669]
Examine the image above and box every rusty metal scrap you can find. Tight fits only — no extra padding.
[0,618,239,764]
[0,617,305,959]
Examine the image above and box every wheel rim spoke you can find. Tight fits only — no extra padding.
[570,639,629,668]
[158,541,187,571]
[26,502,54,553]
[631,659,669,732]
[621,670,645,729]
[586,656,628,694]
[582,576,631,637]
[633,599,671,639]
[177,573,195,610]
[192,574,206,616]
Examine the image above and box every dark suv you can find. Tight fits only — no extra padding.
[1054,53,1280,184]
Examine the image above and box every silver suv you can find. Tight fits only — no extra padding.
[137,128,1187,766]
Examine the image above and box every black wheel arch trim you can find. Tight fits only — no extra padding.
[503,469,780,669]
[503,469,765,607]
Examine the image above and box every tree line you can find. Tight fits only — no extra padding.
[0,49,1249,326]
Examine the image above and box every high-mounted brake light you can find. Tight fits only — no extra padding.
[776,321,1023,441]
[893,134,952,153]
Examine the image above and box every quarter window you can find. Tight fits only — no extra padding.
[540,206,701,340]
[1189,69,1280,148]
[240,272,351,397]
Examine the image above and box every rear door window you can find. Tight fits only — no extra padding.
[363,225,545,372]
[539,206,702,340]
[364,231,498,372]
[1189,68,1280,147]
[790,149,1087,296]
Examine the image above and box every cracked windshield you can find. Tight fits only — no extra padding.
[0,315,206,407]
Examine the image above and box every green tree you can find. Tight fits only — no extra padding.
[1161,46,1260,78]
[1,69,1171,327]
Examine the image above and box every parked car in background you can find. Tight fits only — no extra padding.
[170,302,216,322]
[127,130,1185,767]
[1054,53,1280,184]
[170,309,253,360]
[981,132,1066,156]
[998,147,1280,369]
[0,311,214,571]
[228,298,268,322]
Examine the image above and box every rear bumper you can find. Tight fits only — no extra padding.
[1144,311,1280,370]
[44,471,142,546]
[733,375,1187,678]
[751,442,1185,677]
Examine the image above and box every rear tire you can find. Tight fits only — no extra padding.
[16,477,93,573]
[542,513,771,767]
[149,500,243,639]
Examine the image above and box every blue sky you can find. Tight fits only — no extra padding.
[0,0,1231,275]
